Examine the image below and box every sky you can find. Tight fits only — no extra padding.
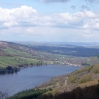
[0,0,99,42]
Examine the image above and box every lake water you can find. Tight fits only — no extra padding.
[0,65,81,96]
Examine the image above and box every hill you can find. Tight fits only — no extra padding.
[38,63,99,93]
[0,41,43,68]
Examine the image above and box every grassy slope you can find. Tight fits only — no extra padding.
[0,41,51,68]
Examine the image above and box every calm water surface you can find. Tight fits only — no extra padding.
[0,65,81,96]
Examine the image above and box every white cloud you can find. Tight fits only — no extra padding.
[0,6,99,42]
[3,21,18,27]
[85,11,96,17]
[0,6,37,28]
[83,24,89,28]
[0,6,99,30]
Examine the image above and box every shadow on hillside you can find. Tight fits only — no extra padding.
[51,84,99,99]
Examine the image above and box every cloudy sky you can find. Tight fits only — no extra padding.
[0,0,99,42]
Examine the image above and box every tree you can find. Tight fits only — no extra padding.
[0,91,8,99]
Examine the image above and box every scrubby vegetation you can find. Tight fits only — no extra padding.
[78,74,92,83]
[38,63,99,93]
[68,66,94,84]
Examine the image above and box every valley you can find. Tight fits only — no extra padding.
[0,41,99,99]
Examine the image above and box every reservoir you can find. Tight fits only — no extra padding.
[0,65,81,96]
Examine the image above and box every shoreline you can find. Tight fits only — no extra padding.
[0,63,83,75]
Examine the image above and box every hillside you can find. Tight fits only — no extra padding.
[0,41,42,68]
[38,63,99,92]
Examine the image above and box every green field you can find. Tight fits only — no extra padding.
[0,42,48,68]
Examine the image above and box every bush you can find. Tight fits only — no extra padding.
[92,64,99,74]
[68,75,79,84]
[72,66,93,75]
[78,74,92,84]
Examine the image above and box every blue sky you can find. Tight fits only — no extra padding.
[0,0,99,42]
